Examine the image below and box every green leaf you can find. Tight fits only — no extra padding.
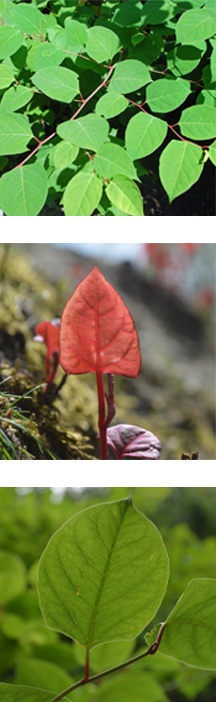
[86,26,120,63]
[159,140,203,203]
[0,163,48,215]
[9,3,44,37]
[65,18,87,52]
[204,0,216,20]
[113,1,143,28]
[95,92,128,119]
[94,670,168,702]
[167,42,206,77]
[53,141,79,169]
[176,9,216,45]
[126,112,167,160]
[129,33,164,65]
[209,139,216,166]
[196,89,216,107]
[141,0,175,25]
[0,26,23,60]
[146,78,191,113]
[33,43,64,71]
[74,638,135,673]
[210,42,216,82]
[94,143,137,180]
[0,683,71,702]
[0,65,14,90]
[16,657,74,697]
[57,114,109,152]
[108,59,151,94]
[159,579,216,670]
[106,175,143,216]
[0,113,33,155]
[32,67,79,103]
[179,105,216,140]
[0,85,33,113]
[63,171,102,216]
[0,551,26,605]
[37,498,169,648]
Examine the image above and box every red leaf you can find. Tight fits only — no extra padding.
[59,267,141,377]
[34,320,60,384]
[106,424,162,460]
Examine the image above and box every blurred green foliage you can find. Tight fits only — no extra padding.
[0,487,215,701]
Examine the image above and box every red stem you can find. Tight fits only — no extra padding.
[96,371,107,460]
[84,650,90,682]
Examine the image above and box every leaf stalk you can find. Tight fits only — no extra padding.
[48,643,157,702]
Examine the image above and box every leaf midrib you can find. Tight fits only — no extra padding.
[86,501,130,651]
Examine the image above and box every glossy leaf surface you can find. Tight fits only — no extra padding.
[32,67,79,103]
[95,92,128,119]
[126,112,167,160]
[63,172,102,216]
[106,424,162,460]
[65,18,87,52]
[0,26,23,59]
[53,141,79,170]
[179,105,216,140]
[86,26,120,63]
[106,175,143,216]
[0,113,33,155]
[0,163,48,216]
[159,579,216,670]
[176,9,216,44]
[59,267,141,375]
[159,141,203,203]
[33,43,64,71]
[209,139,216,166]
[38,498,169,649]
[8,4,44,36]
[146,78,191,113]
[94,143,137,180]
[0,85,33,113]
[108,59,151,94]
[57,114,109,152]
[0,65,14,90]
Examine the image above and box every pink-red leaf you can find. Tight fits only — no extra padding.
[106,424,162,460]
[59,267,141,377]
[34,320,60,384]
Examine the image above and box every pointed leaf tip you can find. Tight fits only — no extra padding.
[59,267,141,377]
[37,499,169,650]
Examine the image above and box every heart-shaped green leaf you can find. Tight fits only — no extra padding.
[159,579,216,670]
[159,140,203,203]
[106,175,143,215]
[32,67,79,103]
[63,171,102,216]
[38,498,169,651]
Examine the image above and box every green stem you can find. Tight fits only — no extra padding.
[48,644,155,702]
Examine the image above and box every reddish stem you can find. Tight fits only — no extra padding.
[84,651,90,682]
[96,371,107,460]
[10,63,116,171]
[104,373,116,429]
